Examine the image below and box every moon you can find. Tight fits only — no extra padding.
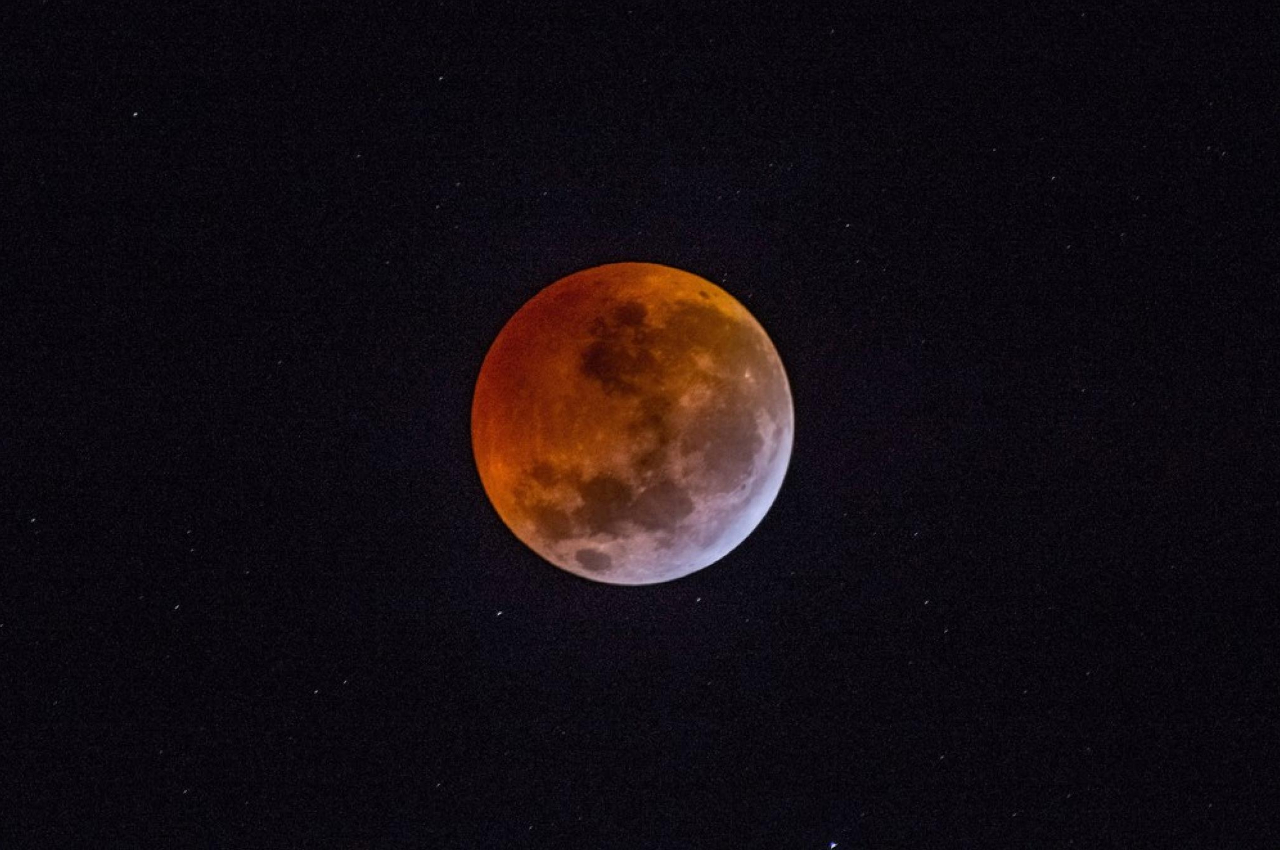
[471,262,793,585]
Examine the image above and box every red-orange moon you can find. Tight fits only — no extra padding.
[472,263,793,585]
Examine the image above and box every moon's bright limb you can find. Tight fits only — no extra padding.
[472,263,793,585]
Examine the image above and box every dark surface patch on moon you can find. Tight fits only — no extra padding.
[632,393,673,432]
[630,478,695,531]
[613,300,647,326]
[633,447,664,474]
[580,298,660,396]
[575,548,613,572]
[528,502,573,541]
[573,475,633,535]
[628,393,675,476]
[581,339,656,395]
[529,462,560,487]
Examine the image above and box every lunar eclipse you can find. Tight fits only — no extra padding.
[472,262,793,584]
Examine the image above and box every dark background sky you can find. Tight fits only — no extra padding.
[7,2,1276,847]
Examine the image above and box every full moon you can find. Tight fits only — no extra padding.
[472,262,793,585]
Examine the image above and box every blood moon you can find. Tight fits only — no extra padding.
[471,262,793,585]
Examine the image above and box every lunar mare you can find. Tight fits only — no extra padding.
[472,262,793,585]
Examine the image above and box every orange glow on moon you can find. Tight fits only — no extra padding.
[472,262,793,585]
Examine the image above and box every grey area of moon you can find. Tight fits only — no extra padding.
[476,265,794,585]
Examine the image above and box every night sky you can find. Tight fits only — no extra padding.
[8,3,1276,847]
